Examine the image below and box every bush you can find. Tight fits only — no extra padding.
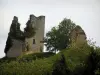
[52,54,70,75]
[0,44,100,75]
[17,52,55,62]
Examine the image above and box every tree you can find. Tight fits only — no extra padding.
[45,18,76,52]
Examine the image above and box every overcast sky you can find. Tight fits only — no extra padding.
[0,0,100,58]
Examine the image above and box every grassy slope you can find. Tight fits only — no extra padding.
[0,45,93,75]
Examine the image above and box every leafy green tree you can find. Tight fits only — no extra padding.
[45,18,76,52]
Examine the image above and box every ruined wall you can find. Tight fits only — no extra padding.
[5,16,25,57]
[71,26,87,47]
[5,15,45,57]
[6,39,23,57]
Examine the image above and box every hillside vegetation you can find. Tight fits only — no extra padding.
[0,44,100,75]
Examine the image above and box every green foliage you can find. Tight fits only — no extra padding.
[0,57,17,64]
[45,18,76,52]
[0,52,56,75]
[0,59,53,75]
[24,27,36,38]
[83,47,100,75]
[62,44,92,71]
[17,52,55,62]
[4,19,24,54]
[24,20,36,38]
[1,43,100,75]
[9,22,24,40]
[52,54,70,75]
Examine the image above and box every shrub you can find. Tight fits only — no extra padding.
[52,54,70,75]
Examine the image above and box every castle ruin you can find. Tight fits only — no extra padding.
[4,15,87,57]
[4,14,45,57]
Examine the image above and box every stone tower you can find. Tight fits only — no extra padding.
[24,14,45,54]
